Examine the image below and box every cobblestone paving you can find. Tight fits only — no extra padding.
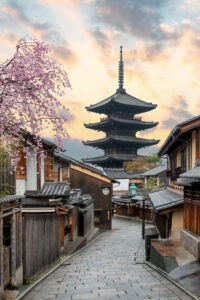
[24,217,193,300]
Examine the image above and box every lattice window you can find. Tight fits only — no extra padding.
[44,151,54,181]
[16,151,27,179]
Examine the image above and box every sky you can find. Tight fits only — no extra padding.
[1,0,200,159]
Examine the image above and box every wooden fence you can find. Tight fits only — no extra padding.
[22,213,60,281]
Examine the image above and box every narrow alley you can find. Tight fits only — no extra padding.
[23,217,193,300]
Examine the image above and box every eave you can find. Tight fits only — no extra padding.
[83,135,160,149]
[86,92,157,115]
[158,115,200,156]
[84,117,158,132]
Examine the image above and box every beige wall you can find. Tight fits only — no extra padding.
[192,129,196,168]
[171,208,183,240]
[177,150,181,168]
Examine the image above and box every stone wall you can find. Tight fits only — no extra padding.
[181,229,200,261]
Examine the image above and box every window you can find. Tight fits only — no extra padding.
[44,151,54,181]
[16,151,27,179]
[181,148,187,173]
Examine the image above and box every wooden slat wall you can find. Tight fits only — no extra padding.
[22,213,60,282]
[70,168,112,229]
[184,186,200,236]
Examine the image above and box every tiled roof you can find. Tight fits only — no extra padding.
[149,188,183,212]
[104,168,141,180]
[84,135,159,147]
[27,182,70,198]
[40,182,70,196]
[142,164,167,177]
[180,160,200,179]
[86,92,156,112]
[85,116,158,130]
[83,153,138,164]
[54,153,116,182]
[158,115,200,156]
[0,194,24,203]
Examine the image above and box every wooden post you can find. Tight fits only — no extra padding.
[18,200,23,268]
[11,201,16,287]
[0,204,3,289]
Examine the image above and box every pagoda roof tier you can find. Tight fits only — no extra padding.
[83,153,138,167]
[85,116,158,132]
[83,135,159,149]
[86,92,157,115]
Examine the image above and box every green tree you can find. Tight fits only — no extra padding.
[0,143,14,197]
[124,154,161,173]
[144,177,164,193]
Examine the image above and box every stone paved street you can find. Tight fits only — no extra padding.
[23,217,193,300]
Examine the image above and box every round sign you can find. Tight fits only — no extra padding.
[102,187,110,195]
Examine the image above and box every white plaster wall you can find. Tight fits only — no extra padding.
[26,149,37,191]
[113,179,129,191]
[54,160,58,171]
[16,179,26,195]
[171,208,183,240]
[59,168,62,182]
[41,157,45,188]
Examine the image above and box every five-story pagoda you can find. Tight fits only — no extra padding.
[83,47,159,168]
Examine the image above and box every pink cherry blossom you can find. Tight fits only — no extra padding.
[0,36,71,165]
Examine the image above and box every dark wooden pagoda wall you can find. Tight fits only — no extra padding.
[184,186,200,236]
[70,168,112,229]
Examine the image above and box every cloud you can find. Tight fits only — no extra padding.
[87,30,112,51]
[94,0,175,41]
[54,45,78,64]
[0,0,78,66]
[55,106,75,123]
[161,97,194,129]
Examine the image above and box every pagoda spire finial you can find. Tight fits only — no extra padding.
[117,46,126,93]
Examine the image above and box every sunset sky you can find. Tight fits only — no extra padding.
[1,0,200,159]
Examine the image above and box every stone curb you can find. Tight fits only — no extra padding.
[144,261,200,300]
[16,230,110,300]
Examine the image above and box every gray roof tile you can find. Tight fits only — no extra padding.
[0,195,24,203]
[149,188,183,211]
[104,168,141,179]
[180,160,200,179]
[142,164,167,177]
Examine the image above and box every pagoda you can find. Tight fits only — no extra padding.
[83,47,159,168]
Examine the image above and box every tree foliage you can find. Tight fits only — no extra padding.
[0,143,14,196]
[146,154,161,164]
[144,176,164,193]
[0,37,71,166]
[124,154,161,173]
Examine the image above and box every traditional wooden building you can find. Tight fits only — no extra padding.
[153,115,200,239]
[142,164,168,188]
[178,160,200,261]
[83,47,159,168]
[158,115,200,189]
[149,188,183,239]
[55,154,114,229]
[22,182,72,281]
[0,195,23,299]
[15,137,57,195]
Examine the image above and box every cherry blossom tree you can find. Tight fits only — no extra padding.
[0,37,71,165]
